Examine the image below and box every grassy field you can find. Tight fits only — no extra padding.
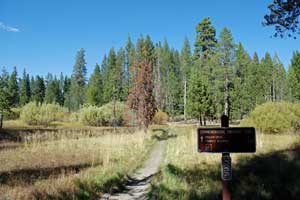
[150,124,300,200]
[0,123,156,200]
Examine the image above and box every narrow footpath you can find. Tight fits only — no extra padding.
[100,140,165,200]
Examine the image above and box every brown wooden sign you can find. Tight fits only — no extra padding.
[197,127,256,153]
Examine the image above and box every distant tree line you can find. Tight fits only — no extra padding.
[1,17,300,127]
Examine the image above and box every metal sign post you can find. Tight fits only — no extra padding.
[221,115,231,200]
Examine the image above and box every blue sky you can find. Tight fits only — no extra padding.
[0,0,299,77]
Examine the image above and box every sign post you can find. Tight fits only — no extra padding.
[221,115,231,200]
[197,115,256,200]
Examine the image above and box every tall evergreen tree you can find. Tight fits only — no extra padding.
[69,48,87,110]
[193,17,218,121]
[86,63,103,106]
[218,27,235,118]
[248,52,261,107]
[59,73,65,105]
[187,65,211,125]
[116,48,126,100]
[19,69,31,106]
[232,43,251,119]
[32,75,45,103]
[154,42,163,110]
[8,66,19,107]
[180,37,192,121]
[158,40,182,117]
[273,54,287,101]
[194,17,217,60]
[260,52,274,102]
[288,51,300,101]
[45,76,62,104]
[63,76,71,110]
[125,35,135,95]
[103,48,117,103]
[0,68,10,129]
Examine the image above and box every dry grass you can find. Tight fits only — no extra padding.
[0,127,154,200]
[150,125,300,200]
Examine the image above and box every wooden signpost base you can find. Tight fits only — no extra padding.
[221,115,231,200]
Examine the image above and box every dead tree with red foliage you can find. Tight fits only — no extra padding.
[127,35,157,131]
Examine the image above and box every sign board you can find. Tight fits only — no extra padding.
[221,155,232,181]
[197,127,256,153]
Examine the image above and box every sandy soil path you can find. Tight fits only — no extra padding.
[100,140,165,200]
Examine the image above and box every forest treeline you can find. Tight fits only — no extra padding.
[1,17,300,126]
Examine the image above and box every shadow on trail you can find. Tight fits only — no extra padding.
[151,128,177,141]
[126,174,155,187]
[152,145,300,200]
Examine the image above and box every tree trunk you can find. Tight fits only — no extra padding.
[0,112,3,129]
[224,67,229,117]
[184,79,187,121]
[199,114,203,126]
[273,78,276,101]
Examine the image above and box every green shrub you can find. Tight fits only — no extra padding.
[241,101,300,133]
[100,101,127,126]
[78,106,104,126]
[78,101,127,126]
[5,107,21,120]
[152,110,169,124]
[20,102,63,126]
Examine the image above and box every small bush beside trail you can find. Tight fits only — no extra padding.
[152,110,169,124]
[241,101,300,133]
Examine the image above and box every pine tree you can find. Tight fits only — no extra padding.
[288,51,300,101]
[115,48,126,100]
[260,52,274,102]
[8,66,19,107]
[63,76,71,110]
[125,35,135,96]
[194,17,217,60]
[273,54,287,101]
[30,76,35,101]
[158,40,182,117]
[127,35,157,130]
[248,52,260,107]
[32,75,45,103]
[0,68,10,129]
[19,69,31,106]
[86,63,103,106]
[59,73,65,106]
[154,42,163,110]
[187,65,210,125]
[69,48,87,110]
[232,43,251,119]
[127,36,144,125]
[45,76,62,104]
[193,17,218,122]
[103,48,117,103]
[218,27,235,118]
[171,50,183,116]
[180,37,192,121]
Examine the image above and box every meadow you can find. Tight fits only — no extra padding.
[150,124,300,200]
[0,121,156,200]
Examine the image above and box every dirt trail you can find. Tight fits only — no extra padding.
[100,140,165,200]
